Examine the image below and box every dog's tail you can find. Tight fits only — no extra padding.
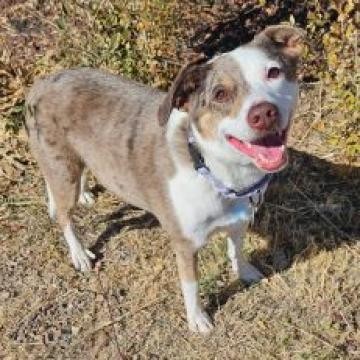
[24,77,50,139]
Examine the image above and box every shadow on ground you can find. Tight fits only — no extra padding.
[253,148,359,271]
[189,0,308,56]
[90,204,159,258]
[93,148,359,316]
[185,0,333,83]
[206,148,359,315]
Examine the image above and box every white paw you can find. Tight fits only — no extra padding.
[188,309,214,334]
[48,204,56,220]
[70,246,96,272]
[78,191,95,206]
[238,262,264,284]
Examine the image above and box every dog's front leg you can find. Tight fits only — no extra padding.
[227,224,264,284]
[174,243,213,334]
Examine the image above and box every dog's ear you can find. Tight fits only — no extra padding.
[158,56,210,126]
[254,25,306,59]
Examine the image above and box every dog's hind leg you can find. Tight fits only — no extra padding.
[38,149,96,272]
[25,79,95,271]
[227,224,264,283]
[78,169,95,206]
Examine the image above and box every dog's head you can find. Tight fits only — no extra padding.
[159,25,305,173]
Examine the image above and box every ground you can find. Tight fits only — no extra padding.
[0,1,359,359]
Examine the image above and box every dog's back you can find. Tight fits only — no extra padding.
[26,68,172,213]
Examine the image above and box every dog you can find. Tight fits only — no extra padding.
[25,25,304,333]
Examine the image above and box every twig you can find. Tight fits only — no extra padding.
[155,56,182,66]
[354,30,359,101]
[26,9,59,30]
[300,81,321,86]
[281,321,337,350]
[1,201,42,206]
[296,80,323,146]
[96,272,123,359]
[82,295,167,338]
[12,341,44,347]
[0,150,26,171]
[290,180,351,240]
[266,202,306,213]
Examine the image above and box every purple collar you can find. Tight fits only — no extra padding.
[188,134,272,201]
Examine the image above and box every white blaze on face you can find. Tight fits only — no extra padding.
[205,45,300,172]
[191,45,300,177]
[228,46,299,132]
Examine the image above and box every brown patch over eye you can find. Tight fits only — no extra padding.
[212,85,231,103]
[267,67,282,79]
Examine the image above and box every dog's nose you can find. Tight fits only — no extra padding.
[247,102,279,131]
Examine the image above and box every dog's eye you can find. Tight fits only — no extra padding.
[213,86,230,103]
[267,67,282,79]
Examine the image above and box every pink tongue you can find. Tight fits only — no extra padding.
[228,137,286,170]
[252,143,284,161]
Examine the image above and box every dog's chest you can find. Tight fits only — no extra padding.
[168,168,253,248]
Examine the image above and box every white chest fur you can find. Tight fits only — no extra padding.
[168,167,253,248]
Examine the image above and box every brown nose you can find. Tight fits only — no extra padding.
[247,102,279,131]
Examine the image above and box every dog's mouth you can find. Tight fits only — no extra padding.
[226,130,288,172]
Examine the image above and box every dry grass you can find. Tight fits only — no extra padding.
[0,1,359,359]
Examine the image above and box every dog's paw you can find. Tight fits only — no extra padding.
[188,309,214,334]
[70,246,96,272]
[48,204,56,221]
[238,262,264,284]
[78,191,95,207]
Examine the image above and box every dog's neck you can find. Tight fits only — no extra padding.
[195,143,267,192]
[166,109,267,192]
